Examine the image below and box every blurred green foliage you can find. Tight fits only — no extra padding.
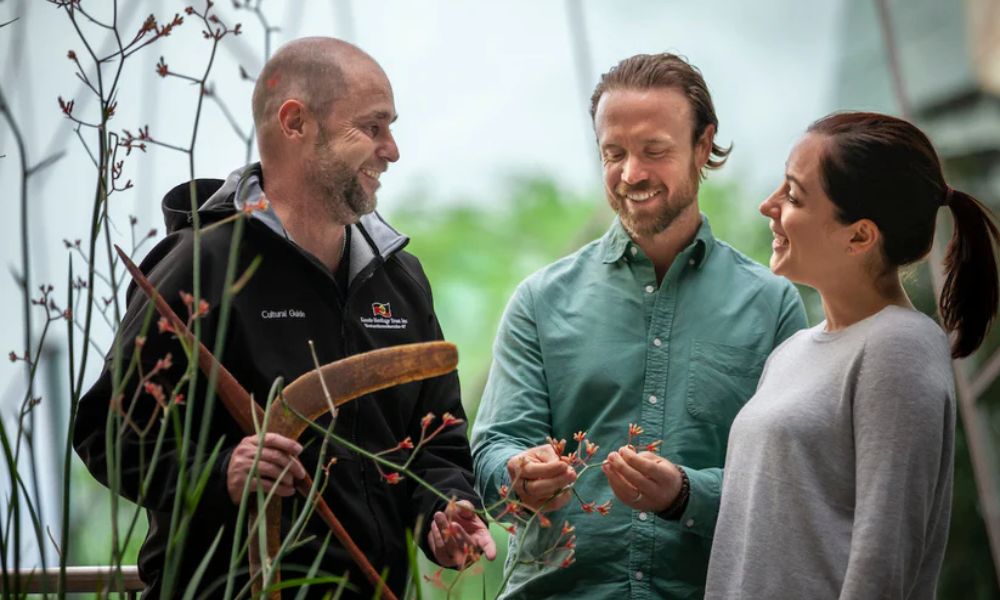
[389,176,605,414]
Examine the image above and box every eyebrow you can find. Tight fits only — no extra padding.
[600,137,674,149]
[364,110,398,123]
[785,173,809,195]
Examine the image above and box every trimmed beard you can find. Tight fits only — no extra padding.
[610,158,700,238]
[308,127,376,224]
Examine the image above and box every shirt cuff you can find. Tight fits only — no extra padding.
[664,466,720,539]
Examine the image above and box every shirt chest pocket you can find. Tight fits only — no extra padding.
[685,339,768,426]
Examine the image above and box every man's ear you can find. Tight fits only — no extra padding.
[846,218,881,257]
[277,99,308,139]
[694,124,715,171]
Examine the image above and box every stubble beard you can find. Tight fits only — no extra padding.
[610,160,700,239]
[309,131,377,225]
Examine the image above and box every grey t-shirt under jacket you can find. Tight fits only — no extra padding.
[706,306,955,599]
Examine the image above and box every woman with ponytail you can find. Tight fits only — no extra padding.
[705,112,1000,598]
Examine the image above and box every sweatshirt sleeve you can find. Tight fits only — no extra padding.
[839,331,955,599]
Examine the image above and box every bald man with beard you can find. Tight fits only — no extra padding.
[74,38,494,599]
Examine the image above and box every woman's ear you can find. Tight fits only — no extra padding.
[846,218,881,256]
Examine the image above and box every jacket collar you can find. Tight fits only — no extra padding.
[193,164,410,285]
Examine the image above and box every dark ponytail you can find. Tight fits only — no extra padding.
[808,111,1000,358]
[940,189,1000,357]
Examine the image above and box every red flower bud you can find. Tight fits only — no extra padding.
[143,381,165,405]
[154,353,173,372]
[58,97,74,117]
[441,412,462,427]
[420,412,435,430]
[179,291,194,309]
[157,317,173,334]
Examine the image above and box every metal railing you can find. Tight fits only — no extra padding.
[0,566,143,598]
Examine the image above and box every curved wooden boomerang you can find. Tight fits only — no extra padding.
[115,245,458,600]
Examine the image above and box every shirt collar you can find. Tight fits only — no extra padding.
[600,214,715,269]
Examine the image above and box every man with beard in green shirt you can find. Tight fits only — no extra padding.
[471,53,807,599]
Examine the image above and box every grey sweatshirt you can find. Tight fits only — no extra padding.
[705,306,955,599]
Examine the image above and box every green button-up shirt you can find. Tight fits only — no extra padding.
[471,216,806,599]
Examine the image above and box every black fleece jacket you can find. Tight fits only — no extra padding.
[73,166,477,599]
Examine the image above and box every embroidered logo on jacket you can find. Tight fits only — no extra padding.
[372,302,392,318]
[361,301,408,330]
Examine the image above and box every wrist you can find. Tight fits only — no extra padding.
[657,466,690,521]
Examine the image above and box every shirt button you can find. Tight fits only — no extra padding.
[630,246,638,256]
[635,571,644,581]
[686,518,695,528]
[648,395,658,404]
[688,258,696,266]
[638,511,648,521]
[644,284,655,293]
[653,338,662,347]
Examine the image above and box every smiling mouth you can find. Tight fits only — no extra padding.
[621,189,662,203]
[360,168,381,181]
[772,232,789,249]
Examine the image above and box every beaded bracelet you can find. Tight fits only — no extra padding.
[658,466,690,521]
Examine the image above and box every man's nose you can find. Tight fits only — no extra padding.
[379,131,400,163]
[621,156,647,186]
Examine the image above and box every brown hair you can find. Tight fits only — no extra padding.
[809,111,1000,358]
[590,53,731,175]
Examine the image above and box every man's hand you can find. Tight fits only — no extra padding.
[226,432,308,504]
[602,446,682,512]
[506,444,577,512]
[428,500,498,568]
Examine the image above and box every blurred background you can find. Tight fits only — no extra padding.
[1,0,999,597]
